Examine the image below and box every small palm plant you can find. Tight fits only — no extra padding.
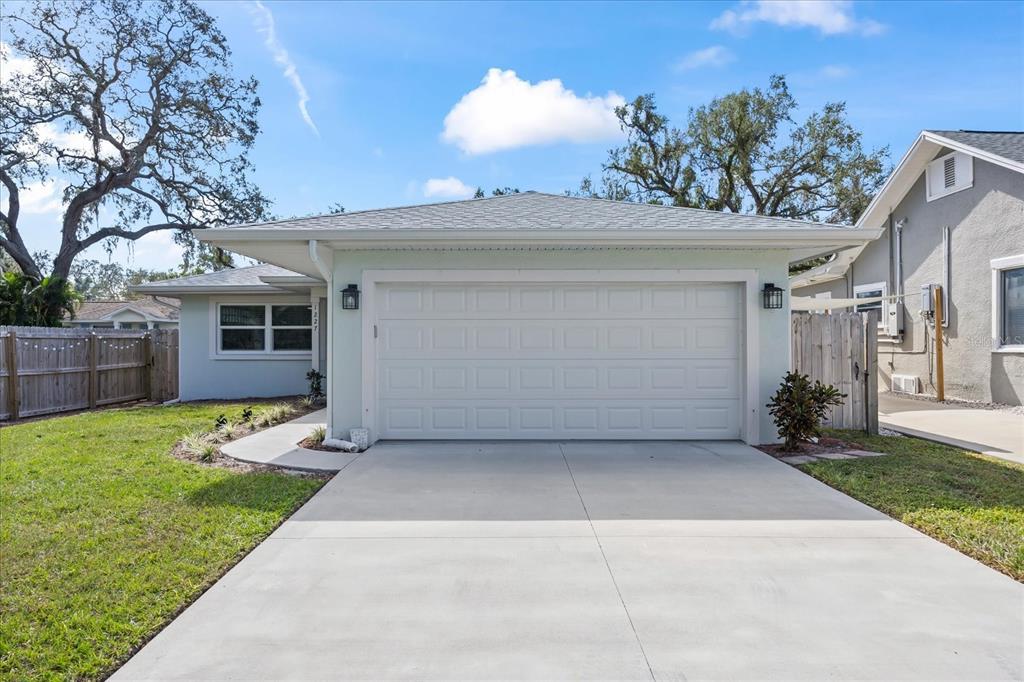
[308,424,327,446]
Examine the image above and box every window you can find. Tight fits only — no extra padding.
[926,151,973,201]
[217,303,312,354]
[992,255,1024,351]
[854,281,889,330]
[814,291,832,314]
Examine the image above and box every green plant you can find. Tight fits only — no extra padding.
[251,403,295,428]
[241,407,254,423]
[308,425,327,446]
[767,371,846,451]
[306,369,324,401]
[198,443,218,463]
[0,271,82,326]
[214,414,228,429]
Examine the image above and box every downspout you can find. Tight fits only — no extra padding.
[309,240,334,438]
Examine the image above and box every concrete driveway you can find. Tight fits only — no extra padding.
[115,441,1023,681]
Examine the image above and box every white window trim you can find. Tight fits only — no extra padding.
[359,269,761,446]
[991,254,1024,353]
[853,281,889,331]
[925,151,973,202]
[208,296,313,360]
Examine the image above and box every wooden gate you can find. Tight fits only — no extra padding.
[790,311,878,433]
[0,326,179,420]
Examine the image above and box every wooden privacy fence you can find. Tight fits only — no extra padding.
[791,311,879,433]
[0,326,178,420]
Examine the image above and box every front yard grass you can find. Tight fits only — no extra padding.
[0,403,325,681]
[805,429,1024,581]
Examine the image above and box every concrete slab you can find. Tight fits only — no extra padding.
[115,440,1024,681]
[879,393,1024,464]
[220,410,361,472]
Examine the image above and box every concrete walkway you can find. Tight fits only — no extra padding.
[115,441,1022,681]
[879,393,1024,464]
[220,410,360,472]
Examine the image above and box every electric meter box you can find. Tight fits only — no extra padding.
[921,284,936,314]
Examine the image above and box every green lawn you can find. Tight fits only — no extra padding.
[0,404,325,681]
[805,430,1024,581]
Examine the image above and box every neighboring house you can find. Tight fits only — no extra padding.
[67,297,180,329]
[132,264,326,401]
[148,192,876,445]
[792,130,1024,405]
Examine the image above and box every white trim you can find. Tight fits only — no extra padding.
[359,269,761,445]
[991,254,1024,352]
[207,296,313,360]
[924,132,1024,175]
[854,281,889,330]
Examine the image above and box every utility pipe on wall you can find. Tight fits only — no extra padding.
[934,285,944,401]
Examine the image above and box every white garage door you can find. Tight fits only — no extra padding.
[375,281,742,439]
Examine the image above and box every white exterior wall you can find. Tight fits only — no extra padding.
[177,294,311,400]
[330,249,793,444]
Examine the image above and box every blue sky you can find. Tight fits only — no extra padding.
[11,0,1024,270]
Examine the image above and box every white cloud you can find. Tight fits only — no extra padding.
[819,64,853,79]
[711,1,886,36]
[423,177,475,199]
[676,46,736,71]
[249,1,319,136]
[0,42,34,83]
[442,68,625,154]
[17,180,65,215]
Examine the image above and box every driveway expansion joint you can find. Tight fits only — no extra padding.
[558,442,658,682]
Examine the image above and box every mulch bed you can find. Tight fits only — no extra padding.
[169,399,328,477]
[756,434,867,459]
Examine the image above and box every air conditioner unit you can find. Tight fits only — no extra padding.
[892,374,920,395]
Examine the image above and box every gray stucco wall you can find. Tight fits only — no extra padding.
[792,278,848,300]
[178,295,311,400]
[849,155,1024,404]
[329,248,794,444]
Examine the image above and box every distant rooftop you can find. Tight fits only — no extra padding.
[73,298,179,322]
[927,130,1024,166]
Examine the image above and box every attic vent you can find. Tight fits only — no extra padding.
[943,155,956,188]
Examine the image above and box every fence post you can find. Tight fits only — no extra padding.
[5,331,18,420]
[88,333,98,409]
[143,333,153,401]
[864,311,879,435]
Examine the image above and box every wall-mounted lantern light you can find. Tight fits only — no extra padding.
[762,282,784,310]
[341,284,360,310]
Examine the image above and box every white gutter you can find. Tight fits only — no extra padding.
[201,227,881,246]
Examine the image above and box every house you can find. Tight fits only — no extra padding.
[792,130,1024,405]
[66,297,180,329]
[135,192,878,444]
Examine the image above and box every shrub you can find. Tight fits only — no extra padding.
[767,371,846,451]
[308,424,327,446]
[179,431,220,461]
[306,369,324,401]
[198,443,218,463]
[251,403,295,428]
[241,407,254,423]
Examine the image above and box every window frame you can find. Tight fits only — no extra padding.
[991,254,1024,353]
[853,281,889,331]
[925,151,973,202]
[209,297,314,360]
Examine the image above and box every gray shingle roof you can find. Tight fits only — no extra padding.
[927,130,1024,165]
[229,192,854,232]
[132,263,301,290]
[72,298,180,321]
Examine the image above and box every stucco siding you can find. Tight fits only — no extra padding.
[792,278,848,300]
[178,295,310,401]
[855,156,1024,404]
[330,249,793,444]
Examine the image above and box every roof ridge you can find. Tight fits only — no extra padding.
[230,192,533,230]
[527,192,843,229]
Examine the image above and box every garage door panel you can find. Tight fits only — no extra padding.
[378,319,740,359]
[376,281,742,440]
[380,400,741,439]
[379,284,739,320]
[380,360,740,400]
